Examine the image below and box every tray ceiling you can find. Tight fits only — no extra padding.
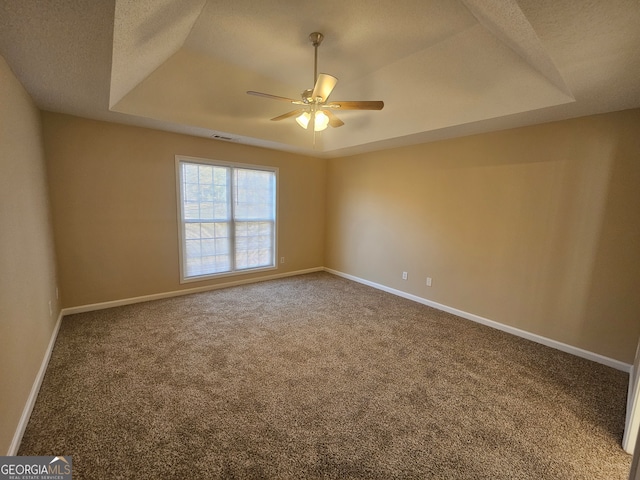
[1,0,639,157]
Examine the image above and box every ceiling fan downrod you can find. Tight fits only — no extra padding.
[309,32,324,85]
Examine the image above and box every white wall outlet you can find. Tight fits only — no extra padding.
[48,300,53,317]
[402,271,408,280]
[280,257,285,264]
[426,277,432,287]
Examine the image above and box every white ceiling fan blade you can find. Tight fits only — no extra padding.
[326,100,384,110]
[324,109,345,128]
[311,73,338,103]
[270,109,306,121]
[247,91,304,104]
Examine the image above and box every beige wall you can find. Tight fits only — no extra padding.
[2,60,639,455]
[0,57,60,454]
[326,109,640,364]
[42,113,326,308]
[41,109,640,363]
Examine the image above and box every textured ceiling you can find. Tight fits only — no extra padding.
[1,0,639,157]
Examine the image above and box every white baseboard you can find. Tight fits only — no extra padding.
[324,268,632,373]
[7,311,64,456]
[9,266,632,456]
[62,265,632,372]
[9,268,322,455]
[62,267,324,316]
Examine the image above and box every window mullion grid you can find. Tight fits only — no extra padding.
[181,163,192,276]
[270,174,276,266]
[270,219,276,266]
[178,158,276,281]
[228,166,236,273]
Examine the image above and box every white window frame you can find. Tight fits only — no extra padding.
[175,155,278,283]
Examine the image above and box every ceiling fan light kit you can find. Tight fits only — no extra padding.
[247,32,384,133]
[296,110,330,131]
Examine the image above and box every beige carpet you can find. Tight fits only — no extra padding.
[19,272,631,479]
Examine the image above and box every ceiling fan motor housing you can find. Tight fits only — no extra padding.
[301,89,313,104]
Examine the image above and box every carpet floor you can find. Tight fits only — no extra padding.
[19,272,631,479]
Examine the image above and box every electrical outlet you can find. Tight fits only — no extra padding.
[402,271,408,280]
[48,300,53,317]
[426,277,432,287]
[280,257,285,264]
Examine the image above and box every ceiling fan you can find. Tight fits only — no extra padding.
[247,32,384,132]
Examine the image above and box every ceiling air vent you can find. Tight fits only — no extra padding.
[211,133,235,141]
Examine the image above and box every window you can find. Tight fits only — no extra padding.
[176,156,277,282]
